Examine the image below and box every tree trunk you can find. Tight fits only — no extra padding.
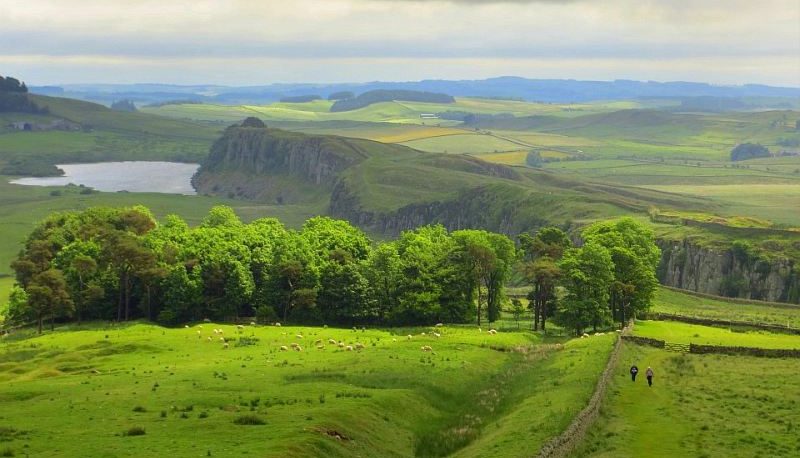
[541,289,548,331]
[117,273,124,322]
[476,285,483,327]
[124,272,131,321]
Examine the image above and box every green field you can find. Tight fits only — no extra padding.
[633,320,800,349]
[0,322,614,457]
[575,343,800,457]
[652,288,800,328]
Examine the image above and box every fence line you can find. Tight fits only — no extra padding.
[536,323,632,458]
[643,312,800,335]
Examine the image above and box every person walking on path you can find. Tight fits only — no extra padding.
[646,367,654,387]
[630,365,639,382]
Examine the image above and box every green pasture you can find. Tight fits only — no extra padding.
[401,133,523,154]
[633,320,800,349]
[0,322,614,457]
[575,343,800,457]
[652,288,800,328]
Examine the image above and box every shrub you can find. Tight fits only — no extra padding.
[235,336,259,347]
[123,426,146,436]
[233,415,266,425]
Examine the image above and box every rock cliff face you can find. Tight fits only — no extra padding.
[193,126,370,202]
[657,239,799,303]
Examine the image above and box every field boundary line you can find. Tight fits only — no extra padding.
[644,312,800,335]
[622,335,800,358]
[535,323,632,458]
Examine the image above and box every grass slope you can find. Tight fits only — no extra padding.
[632,320,800,349]
[0,323,614,457]
[652,287,800,328]
[574,343,800,457]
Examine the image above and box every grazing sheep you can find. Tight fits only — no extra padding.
[435,323,444,327]
[354,343,364,350]
[197,330,202,335]
[420,345,432,352]
[314,339,322,345]
[433,332,441,338]
[220,337,226,342]
[407,335,413,340]
[392,338,397,342]
[345,345,354,351]
[338,342,345,348]
[479,328,482,333]
[296,334,303,339]
[316,344,325,350]
[223,342,229,349]
[294,345,303,352]
[582,333,590,338]
[328,339,337,345]
[280,345,289,351]
[207,337,212,342]
[219,330,223,335]
[185,325,190,328]
[421,332,426,336]
[275,322,282,327]
[213,329,219,335]
[250,321,257,326]
[237,324,244,330]
[290,342,299,348]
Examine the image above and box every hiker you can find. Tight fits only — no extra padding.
[646,366,654,387]
[630,365,639,381]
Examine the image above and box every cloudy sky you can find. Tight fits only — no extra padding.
[1,0,799,86]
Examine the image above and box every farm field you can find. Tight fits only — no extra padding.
[632,320,800,349]
[652,288,800,328]
[574,343,800,457]
[0,322,615,457]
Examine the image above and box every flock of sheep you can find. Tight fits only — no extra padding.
[186,321,503,354]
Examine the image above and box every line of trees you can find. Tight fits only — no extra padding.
[6,206,516,332]
[0,75,28,93]
[6,205,660,335]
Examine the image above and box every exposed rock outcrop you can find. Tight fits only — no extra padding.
[657,239,799,303]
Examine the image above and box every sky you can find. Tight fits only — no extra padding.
[1,0,799,87]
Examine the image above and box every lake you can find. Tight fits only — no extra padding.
[10,161,200,195]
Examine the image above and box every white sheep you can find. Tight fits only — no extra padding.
[223,342,229,349]
[338,342,345,348]
[433,332,441,338]
[316,344,325,350]
[294,345,303,352]
[213,329,219,335]
[207,336,212,342]
[392,338,397,342]
[435,323,444,327]
[296,334,303,339]
[219,337,226,342]
[290,342,299,348]
[345,345,354,351]
[354,343,364,350]
[420,345,432,352]
[280,345,289,351]
[328,339,337,345]
[185,325,190,328]
[421,332,426,336]
[407,335,413,340]
[250,321,257,326]
[275,322,282,327]
[314,339,322,345]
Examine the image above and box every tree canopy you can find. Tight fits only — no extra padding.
[731,143,770,161]
[8,206,516,330]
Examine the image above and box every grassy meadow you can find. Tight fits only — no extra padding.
[0,322,615,457]
[652,287,800,328]
[574,342,800,458]
[632,320,800,349]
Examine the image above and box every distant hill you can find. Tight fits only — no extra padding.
[32,77,800,106]
[329,90,455,112]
